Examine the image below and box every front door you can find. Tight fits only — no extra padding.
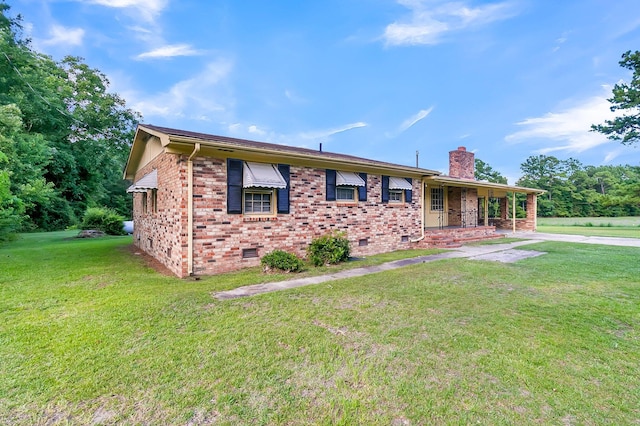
[425,185,447,228]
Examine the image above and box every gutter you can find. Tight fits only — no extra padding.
[187,143,201,276]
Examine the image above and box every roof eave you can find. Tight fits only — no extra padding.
[164,134,441,177]
[426,176,546,194]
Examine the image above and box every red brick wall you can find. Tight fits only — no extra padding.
[449,147,475,180]
[131,153,188,277]
[188,158,423,275]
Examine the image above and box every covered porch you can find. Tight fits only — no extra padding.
[416,176,545,247]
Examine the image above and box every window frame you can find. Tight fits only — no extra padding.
[142,192,148,214]
[243,188,276,216]
[336,186,357,202]
[150,189,158,213]
[388,189,404,203]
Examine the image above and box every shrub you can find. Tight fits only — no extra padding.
[261,250,304,273]
[81,207,126,236]
[307,231,350,266]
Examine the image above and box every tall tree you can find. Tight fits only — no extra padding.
[592,50,640,145]
[0,2,140,233]
[475,158,508,184]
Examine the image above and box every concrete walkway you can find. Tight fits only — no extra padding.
[213,233,640,300]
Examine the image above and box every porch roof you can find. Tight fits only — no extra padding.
[425,175,545,195]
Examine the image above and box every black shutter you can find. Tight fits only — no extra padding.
[227,158,243,214]
[405,178,413,203]
[326,169,336,201]
[277,164,290,214]
[358,173,367,201]
[381,175,389,203]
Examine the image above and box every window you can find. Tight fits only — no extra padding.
[227,159,290,215]
[244,190,273,214]
[142,192,148,214]
[326,170,367,202]
[151,189,158,213]
[389,189,404,203]
[431,187,444,211]
[382,176,413,204]
[336,186,356,201]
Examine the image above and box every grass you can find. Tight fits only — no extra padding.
[1,232,640,424]
[537,216,640,238]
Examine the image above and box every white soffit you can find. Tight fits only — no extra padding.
[389,176,412,190]
[243,162,287,189]
[336,171,365,187]
[127,169,157,192]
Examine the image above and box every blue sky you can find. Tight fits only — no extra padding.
[10,0,640,182]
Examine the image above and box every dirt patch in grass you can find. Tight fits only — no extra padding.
[120,244,176,277]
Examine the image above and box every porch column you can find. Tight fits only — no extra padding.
[512,192,516,233]
[484,196,488,226]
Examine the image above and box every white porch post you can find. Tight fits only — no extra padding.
[512,192,516,233]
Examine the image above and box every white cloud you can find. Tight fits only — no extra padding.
[42,24,85,46]
[505,89,619,155]
[383,0,519,46]
[248,125,267,136]
[136,44,202,59]
[298,122,368,140]
[130,58,234,120]
[81,0,168,21]
[398,107,434,132]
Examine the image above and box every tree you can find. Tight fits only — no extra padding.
[0,2,140,234]
[475,158,508,184]
[592,50,640,145]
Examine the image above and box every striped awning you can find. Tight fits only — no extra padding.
[243,162,287,189]
[389,176,412,190]
[336,171,365,187]
[127,169,157,193]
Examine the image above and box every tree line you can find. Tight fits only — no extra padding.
[0,4,140,240]
[475,157,640,218]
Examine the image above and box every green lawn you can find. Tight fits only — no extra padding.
[1,232,640,424]
[537,216,640,238]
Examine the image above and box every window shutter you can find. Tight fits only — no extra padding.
[405,178,413,203]
[326,169,336,201]
[358,173,367,201]
[381,175,389,203]
[227,158,243,214]
[277,164,290,214]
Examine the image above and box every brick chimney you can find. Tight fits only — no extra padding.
[449,146,475,180]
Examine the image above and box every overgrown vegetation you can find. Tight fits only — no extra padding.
[0,3,140,239]
[80,207,126,235]
[1,232,639,424]
[260,249,304,273]
[307,231,351,266]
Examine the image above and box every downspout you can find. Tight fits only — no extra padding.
[187,143,201,276]
[411,179,426,242]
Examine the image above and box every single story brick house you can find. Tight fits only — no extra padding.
[124,124,544,277]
